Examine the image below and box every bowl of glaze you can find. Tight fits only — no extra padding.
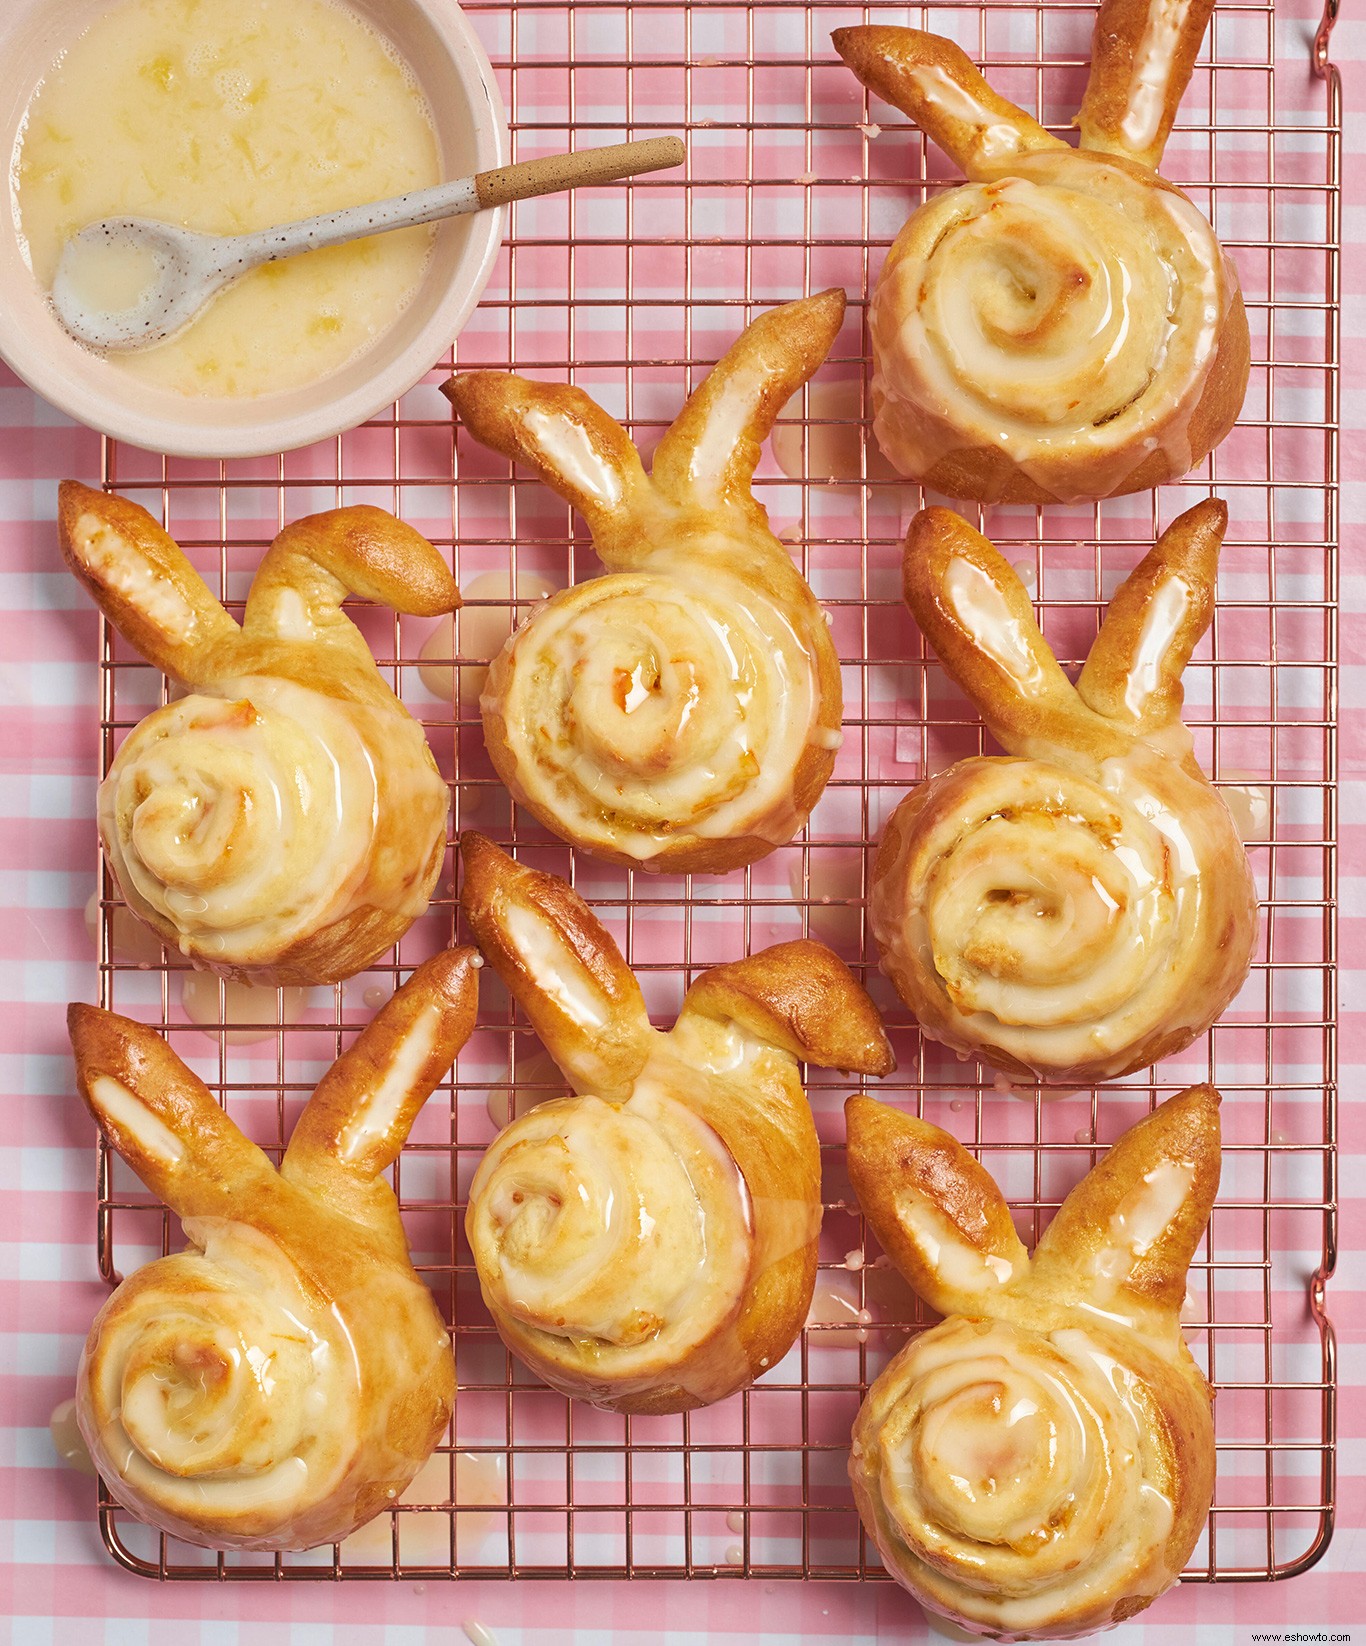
[0,0,507,459]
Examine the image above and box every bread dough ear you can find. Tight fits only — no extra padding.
[902,506,1123,764]
[443,372,652,566]
[650,288,846,516]
[845,1096,1027,1317]
[1031,1083,1222,1317]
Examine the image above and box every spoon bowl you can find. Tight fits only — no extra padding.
[53,218,227,350]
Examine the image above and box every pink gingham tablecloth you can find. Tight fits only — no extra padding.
[2,2,1365,1641]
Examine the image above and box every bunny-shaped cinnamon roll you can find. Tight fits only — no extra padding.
[870,501,1257,1084]
[834,4,1249,503]
[459,833,892,1413]
[69,948,477,1551]
[442,291,846,873]
[846,1086,1220,1640]
[59,482,458,985]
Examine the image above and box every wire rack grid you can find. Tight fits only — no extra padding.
[87,0,1339,1588]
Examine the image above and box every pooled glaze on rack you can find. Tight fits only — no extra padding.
[59,483,458,985]
[459,833,894,1414]
[846,1086,1220,1641]
[833,4,1249,504]
[870,501,1258,1085]
[68,948,477,1551]
[443,291,847,874]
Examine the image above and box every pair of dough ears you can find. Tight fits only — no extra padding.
[904,499,1227,764]
[57,481,458,687]
[442,289,847,565]
[846,1085,1221,1323]
[68,949,479,1234]
[457,831,893,1104]
[834,0,1217,176]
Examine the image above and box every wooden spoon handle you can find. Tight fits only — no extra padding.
[474,137,686,209]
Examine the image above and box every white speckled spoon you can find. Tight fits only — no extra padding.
[52,136,685,352]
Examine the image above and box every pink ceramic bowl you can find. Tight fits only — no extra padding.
[0,0,507,459]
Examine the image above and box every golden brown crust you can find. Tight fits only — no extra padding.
[651,288,848,521]
[684,941,894,1077]
[459,835,889,1414]
[58,481,240,680]
[445,296,846,874]
[442,372,651,563]
[832,26,1064,175]
[1076,497,1226,747]
[902,507,1125,764]
[1078,0,1219,170]
[845,1095,1027,1316]
[874,505,1257,1085]
[1032,1083,1222,1313]
[458,830,652,1099]
[845,1089,1219,1639]
[69,951,475,1551]
[60,486,456,986]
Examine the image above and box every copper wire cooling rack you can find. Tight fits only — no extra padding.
[89,0,1340,1585]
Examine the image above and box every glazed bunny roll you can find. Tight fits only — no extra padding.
[59,482,459,985]
[833,3,1249,503]
[459,833,893,1413]
[443,291,847,874]
[70,948,478,1552]
[846,1087,1220,1640]
[870,500,1258,1084]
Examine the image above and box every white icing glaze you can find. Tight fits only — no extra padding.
[1093,1158,1196,1284]
[524,408,624,511]
[1221,780,1271,843]
[181,972,307,1046]
[1123,573,1192,718]
[338,1004,439,1162]
[503,905,609,1029]
[856,1316,1186,1636]
[807,1273,872,1346]
[901,1200,1018,1292]
[89,1074,185,1164]
[1120,0,1197,155]
[462,1624,502,1646]
[943,558,1046,690]
[99,672,445,972]
[50,1397,98,1477]
[906,64,1032,166]
[269,588,316,643]
[73,515,198,637]
[870,741,1257,1081]
[467,1085,753,1403]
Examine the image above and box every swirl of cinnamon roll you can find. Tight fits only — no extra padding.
[870,503,1257,1085]
[59,483,458,985]
[444,292,846,874]
[69,949,478,1552]
[834,8,1249,504]
[459,834,893,1413]
[468,1091,753,1402]
[846,1088,1221,1641]
[482,570,821,866]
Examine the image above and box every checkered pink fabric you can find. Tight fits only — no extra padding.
[0,0,1362,1638]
